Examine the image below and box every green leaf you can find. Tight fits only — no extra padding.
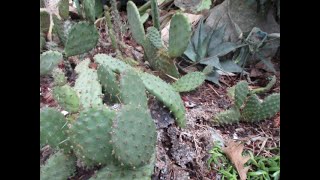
[208,42,238,57]
[206,70,221,86]
[208,25,226,51]
[220,60,243,73]
[200,56,223,70]
[184,40,197,62]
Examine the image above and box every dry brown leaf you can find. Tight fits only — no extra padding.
[222,141,250,180]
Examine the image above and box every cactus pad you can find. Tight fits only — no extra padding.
[69,108,116,166]
[234,81,249,109]
[83,0,96,23]
[40,50,63,75]
[52,15,67,45]
[120,70,148,109]
[127,1,146,45]
[150,0,160,31]
[94,54,132,73]
[64,22,99,57]
[139,72,186,127]
[53,84,80,113]
[97,65,120,103]
[40,107,70,152]
[146,27,163,48]
[40,151,76,180]
[58,0,69,20]
[111,105,156,168]
[40,11,50,33]
[241,94,261,122]
[213,106,241,125]
[168,13,192,58]
[172,72,206,92]
[74,59,103,109]
[89,154,155,180]
[52,68,67,86]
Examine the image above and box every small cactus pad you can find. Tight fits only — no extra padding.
[120,70,148,109]
[97,65,120,103]
[58,0,69,20]
[172,72,206,92]
[234,81,249,109]
[74,59,103,109]
[83,0,96,23]
[40,151,76,180]
[246,93,280,122]
[40,107,70,152]
[89,153,155,180]
[52,68,67,86]
[69,108,116,166]
[150,0,160,31]
[251,75,277,94]
[40,32,45,52]
[168,13,192,58]
[111,105,157,168]
[40,50,63,76]
[53,84,80,113]
[40,11,50,33]
[146,27,163,49]
[127,1,146,45]
[241,94,261,122]
[94,54,132,74]
[213,106,241,125]
[64,22,99,57]
[139,72,186,127]
[52,15,67,45]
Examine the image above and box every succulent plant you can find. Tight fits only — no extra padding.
[40,50,63,76]
[172,72,206,92]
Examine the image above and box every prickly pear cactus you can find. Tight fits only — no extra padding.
[58,0,69,20]
[168,13,192,58]
[146,27,163,48]
[74,59,103,109]
[120,70,148,109]
[83,0,96,23]
[40,50,63,75]
[150,0,160,32]
[241,94,261,122]
[139,72,186,128]
[52,14,67,45]
[40,32,46,52]
[172,72,206,92]
[242,93,280,122]
[89,154,155,180]
[40,151,76,180]
[127,1,146,45]
[94,54,132,74]
[64,22,99,57]
[97,65,120,103]
[52,68,67,86]
[53,84,80,113]
[213,106,241,125]
[234,81,249,109]
[40,107,70,152]
[40,11,50,33]
[111,105,157,168]
[69,108,116,166]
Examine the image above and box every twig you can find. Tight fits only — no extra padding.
[207,83,220,96]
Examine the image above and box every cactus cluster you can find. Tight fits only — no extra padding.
[94,53,187,128]
[213,80,280,124]
[40,58,157,179]
[126,1,192,78]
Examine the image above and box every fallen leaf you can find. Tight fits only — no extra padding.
[222,141,250,180]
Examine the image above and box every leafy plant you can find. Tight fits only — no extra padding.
[184,18,242,85]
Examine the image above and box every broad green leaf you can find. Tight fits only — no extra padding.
[208,42,238,57]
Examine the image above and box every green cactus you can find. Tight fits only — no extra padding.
[69,108,116,166]
[53,84,80,113]
[94,54,132,73]
[213,106,241,125]
[40,32,45,52]
[89,153,155,180]
[58,0,69,20]
[74,59,103,109]
[40,50,63,76]
[52,68,67,86]
[234,81,249,109]
[40,11,50,33]
[242,93,280,122]
[150,0,160,32]
[241,94,262,122]
[127,1,146,45]
[83,0,96,23]
[168,13,192,58]
[40,107,70,152]
[52,15,67,45]
[140,72,186,128]
[104,4,118,50]
[40,151,76,180]
[146,27,163,49]
[120,70,148,109]
[111,105,157,168]
[172,72,206,92]
[251,75,277,94]
[64,22,99,57]
[97,65,120,103]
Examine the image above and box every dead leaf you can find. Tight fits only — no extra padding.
[222,141,250,180]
